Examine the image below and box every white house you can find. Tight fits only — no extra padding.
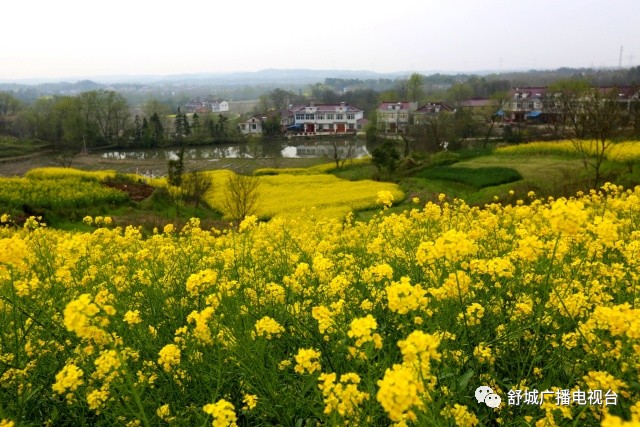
[211,100,230,113]
[238,116,263,135]
[292,102,363,134]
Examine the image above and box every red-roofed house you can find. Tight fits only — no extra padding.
[292,102,364,134]
[376,101,418,133]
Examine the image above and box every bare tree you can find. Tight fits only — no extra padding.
[222,173,260,222]
[180,171,213,209]
[553,82,625,188]
[331,139,354,169]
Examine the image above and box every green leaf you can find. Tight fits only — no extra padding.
[458,369,475,390]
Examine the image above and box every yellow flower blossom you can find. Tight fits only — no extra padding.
[254,316,285,339]
[294,348,321,374]
[158,344,181,372]
[203,399,237,427]
[52,364,84,395]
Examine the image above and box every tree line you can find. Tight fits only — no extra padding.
[0,90,239,152]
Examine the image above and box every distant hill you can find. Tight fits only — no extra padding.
[0,69,406,87]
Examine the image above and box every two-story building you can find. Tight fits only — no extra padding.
[376,101,418,133]
[292,102,364,134]
[504,87,547,122]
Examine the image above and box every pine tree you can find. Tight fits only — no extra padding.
[182,113,191,137]
[133,115,143,145]
[174,108,184,140]
[150,113,164,146]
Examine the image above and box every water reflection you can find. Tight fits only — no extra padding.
[101,140,370,160]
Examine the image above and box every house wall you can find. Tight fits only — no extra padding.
[292,103,363,133]
[239,118,262,135]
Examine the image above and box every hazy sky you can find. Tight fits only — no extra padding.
[2,0,639,81]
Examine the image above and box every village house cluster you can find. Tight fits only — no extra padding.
[190,84,640,137]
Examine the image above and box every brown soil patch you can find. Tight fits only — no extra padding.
[104,181,155,202]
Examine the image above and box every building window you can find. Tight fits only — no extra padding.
[251,124,256,129]
[326,114,334,120]
[318,124,324,130]
[336,114,344,120]
[295,114,303,120]
[329,124,334,130]
[347,114,355,120]
[316,115,324,120]
[348,124,354,130]
[305,114,314,120]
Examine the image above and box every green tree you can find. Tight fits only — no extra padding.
[180,170,212,210]
[167,148,185,186]
[133,115,143,145]
[407,112,455,155]
[0,91,22,134]
[445,83,474,108]
[268,88,295,111]
[149,113,164,147]
[371,140,400,180]
[174,109,185,140]
[407,73,425,103]
[262,114,282,137]
[87,90,130,145]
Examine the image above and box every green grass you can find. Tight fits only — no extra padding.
[0,136,51,158]
[419,166,523,189]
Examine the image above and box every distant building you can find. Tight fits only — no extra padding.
[185,99,229,114]
[376,101,418,134]
[292,102,363,134]
[413,102,454,125]
[238,116,263,135]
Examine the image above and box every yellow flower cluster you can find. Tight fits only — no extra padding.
[186,269,218,297]
[459,303,485,326]
[377,364,426,424]
[203,399,237,427]
[63,294,112,344]
[385,277,428,315]
[317,372,369,418]
[52,364,84,395]
[157,344,181,372]
[294,348,321,374]
[440,404,479,427]
[416,229,477,264]
[242,394,257,410]
[254,316,285,339]
[347,314,382,349]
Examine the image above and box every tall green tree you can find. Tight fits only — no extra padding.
[0,91,22,134]
[407,73,425,103]
[84,90,130,145]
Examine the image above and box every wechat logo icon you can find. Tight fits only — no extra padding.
[475,386,502,408]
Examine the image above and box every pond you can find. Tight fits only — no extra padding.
[100,139,370,161]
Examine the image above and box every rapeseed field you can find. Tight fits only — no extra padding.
[1,181,639,426]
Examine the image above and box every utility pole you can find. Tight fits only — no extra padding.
[619,46,623,68]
